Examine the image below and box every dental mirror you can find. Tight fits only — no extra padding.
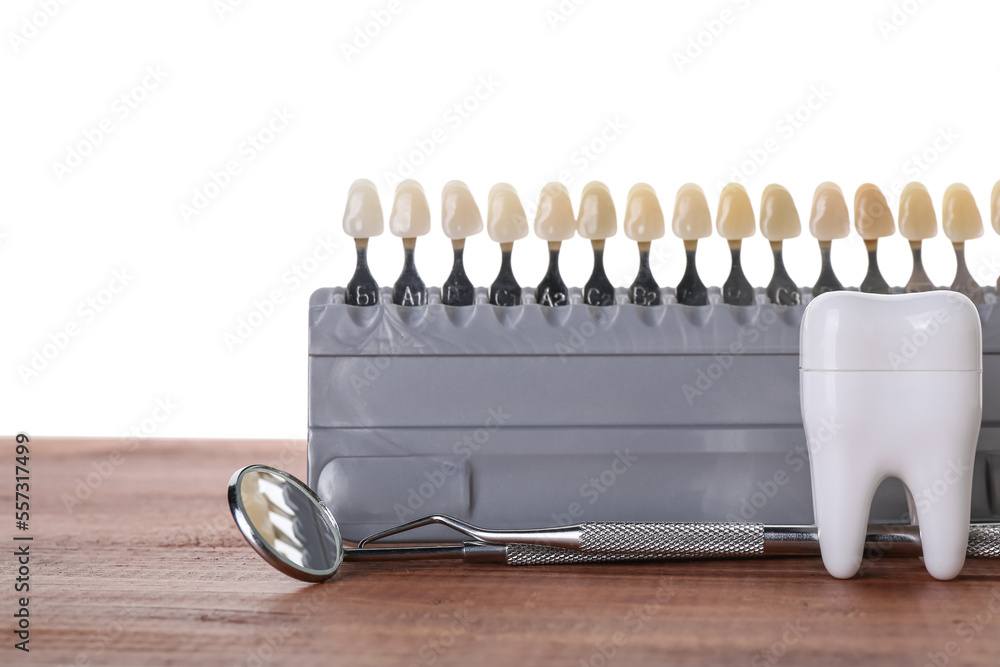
[229,464,344,583]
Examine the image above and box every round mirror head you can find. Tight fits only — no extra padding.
[228,465,343,582]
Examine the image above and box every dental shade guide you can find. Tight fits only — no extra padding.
[533,182,575,307]
[716,183,755,306]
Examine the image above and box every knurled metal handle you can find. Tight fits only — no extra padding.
[967,523,1000,558]
[578,521,766,557]
[504,544,673,566]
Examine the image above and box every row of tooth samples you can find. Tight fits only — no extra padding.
[341,179,1000,307]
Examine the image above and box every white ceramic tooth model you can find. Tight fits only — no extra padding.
[800,291,982,580]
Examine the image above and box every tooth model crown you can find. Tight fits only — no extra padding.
[800,291,983,580]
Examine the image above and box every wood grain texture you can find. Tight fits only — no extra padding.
[2,437,999,666]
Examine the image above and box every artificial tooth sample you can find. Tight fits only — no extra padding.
[809,182,850,296]
[533,182,575,307]
[342,179,383,306]
[993,181,1000,292]
[577,182,617,306]
[801,291,982,580]
[440,181,483,306]
[715,183,755,306]
[389,180,431,306]
[671,183,712,306]
[897,183,937,293]
[942,183,984,304]
[486,183,529,306]
[623,183,665,306]
[760,184,801,306]
[854,184,895,294]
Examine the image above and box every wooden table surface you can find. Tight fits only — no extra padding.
[3,437,1000,666]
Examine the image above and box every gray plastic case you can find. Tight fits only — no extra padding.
[308,285,1000,543]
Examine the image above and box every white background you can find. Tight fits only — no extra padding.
[4,0,1000,438]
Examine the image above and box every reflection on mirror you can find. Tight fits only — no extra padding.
[230,465,344,582]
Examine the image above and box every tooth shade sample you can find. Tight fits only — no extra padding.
[759,185,801,241]
[389,180,431,237]
[342,178,384,238]
[487,183,529,243]
[623,183,665,242]
[992,180,1000,235]
[671,183,712,240]
[898,183,937,240]
[577,182,617,240]
[441,180,483,240]
[809,182,850,241]
[534,183,576,242]
[942,183,984,242]
[715,183,755,240]
[854,184,895,239]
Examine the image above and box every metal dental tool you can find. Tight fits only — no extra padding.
[230,465,1000,583]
